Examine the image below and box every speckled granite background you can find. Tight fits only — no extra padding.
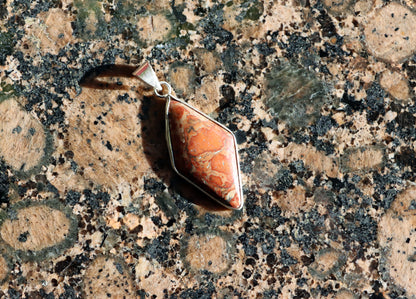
[1,0,416,298]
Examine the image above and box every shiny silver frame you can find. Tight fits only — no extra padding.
[165,94,244,210]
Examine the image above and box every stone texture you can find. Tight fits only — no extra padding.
[65,85,152,188]
[309,249,346,280]
[273,185,313,217]
[192,77,221,115]
[380,70,410,101]
[21,8,75,56]
[264,62,330,128]
[364,3,416,63]
[137,14,172,45]
[379,187,416,296]
[135,257,179,298]
[274,143,340,178]
[167,63,196,97]
[0,98,46,173]
[324,0,354,15]
[192,48,221,74]
[340,145,385,173]
[0,256,8,282]
[167,98,242,209]
[0,205,70,251]
[38,8,75,54]
[335,290,356,299]
[83,256,135,299]
[185,234,230,274]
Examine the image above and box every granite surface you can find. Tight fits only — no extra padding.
[0,0,416,298]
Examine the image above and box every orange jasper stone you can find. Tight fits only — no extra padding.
[166,98,243,209]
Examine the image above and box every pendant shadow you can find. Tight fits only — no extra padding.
[79,64,227,212]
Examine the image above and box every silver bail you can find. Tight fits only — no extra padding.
[132,61,162,91]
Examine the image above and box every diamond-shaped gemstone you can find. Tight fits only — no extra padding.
[166,98,243,210]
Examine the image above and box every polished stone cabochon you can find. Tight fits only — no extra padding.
[167,98,243,209]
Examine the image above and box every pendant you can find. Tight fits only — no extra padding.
[133,62,244,210]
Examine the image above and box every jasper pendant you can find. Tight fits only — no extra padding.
[133,62,243,210]
[165,96,243,210]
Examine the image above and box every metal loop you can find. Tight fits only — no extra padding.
[154,81,172,98]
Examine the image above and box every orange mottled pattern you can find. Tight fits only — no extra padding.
[168,99,242,209]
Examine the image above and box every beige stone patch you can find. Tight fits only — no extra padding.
[0,98,45,172]
[324,0,354,15]
[378,186,416,296]
[138,216,158,239]
[137,14,172,44]
[122,213,140,231]
[143,0,179,11]
[354,0,373,16]
[191,77,221,115]
[364,3,416,63]
[65,87,152,187]
[168,64,196,97]
[341,146,384,173]
[356,175,375,198]
[222,4,246,34]
[308,249,345,279]
[380,70,410,101]
[181,2,201,25]
[192,48,221,74]
[252,151,281,191]
[259,4,303,38]
[84,11,98,37]
[135,256,178,297]
[41,9,74,54]
[332,112,346,126]
[335,289,356,299]
[0,205,70,251]
[47,163,91,195]
[83,256,135,299]
[223,3,302,40]
[332,113,386,149]
[379,211,416,296]
[273,185,313,216]
[285,243,303,262]
[23,8,74,55]
[389,186,416,217]
[273,143,340,178]
[186,234,230,274]
[0,255,8,281]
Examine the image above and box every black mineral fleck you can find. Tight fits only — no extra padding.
[316,10,337,38]
[65,190,81,206]
[179,282,215,299]
[0,160,9,204]
[7,288,21,299]
[55,256,72,274]
[282,33,312,59]
[0,31,16,65]
[146,231,170,263]
[83,189,111,210]
[144,177,165,194]
[365,82,386,123]
[59,284,79,299]
[17,231,29,242]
